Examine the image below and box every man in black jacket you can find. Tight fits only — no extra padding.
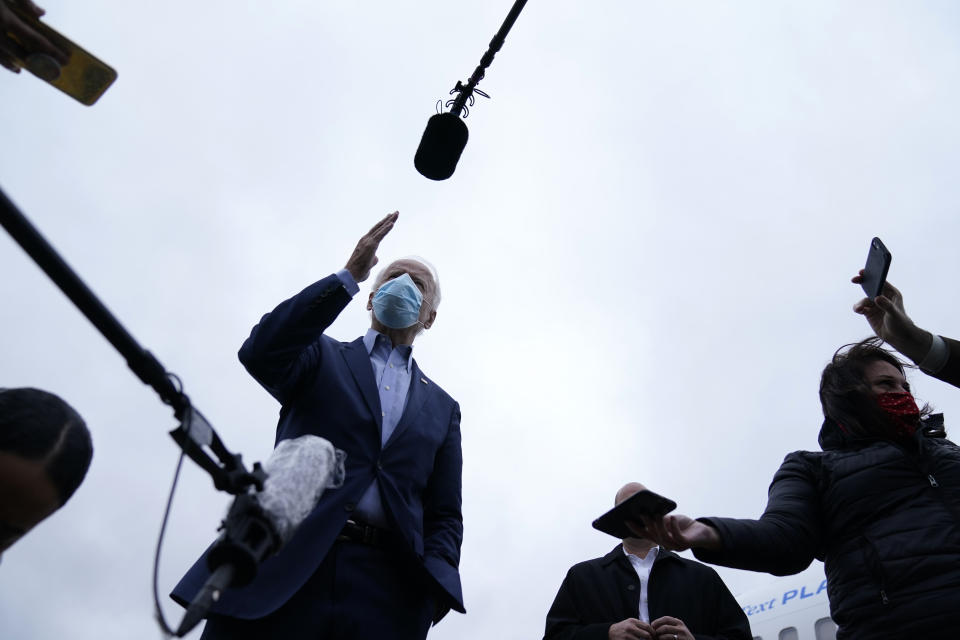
[543,483,751,640]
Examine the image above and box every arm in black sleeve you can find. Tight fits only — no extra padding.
[238,273,353,404]
[543,569,611,640]
[694,452,821,576]
[928,336,960,388]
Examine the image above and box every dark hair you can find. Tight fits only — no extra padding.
[819,337,928,437]
[0,388,93,505]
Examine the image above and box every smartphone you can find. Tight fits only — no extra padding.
[860,237,892,300]
[3,9,117,105]
[591,489,677,539]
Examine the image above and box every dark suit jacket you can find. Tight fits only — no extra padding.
[171,273,464,619]
[544,546,751,640]
[932,336,960,386]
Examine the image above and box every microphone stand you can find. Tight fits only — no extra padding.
[0,184,269,633]
[446,0,528,117]
[0,185,264,494]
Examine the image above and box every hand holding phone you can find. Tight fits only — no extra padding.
[1,1,116,105]
[592,489,676,539]
[0,0,67,71]
[853,263,933,363]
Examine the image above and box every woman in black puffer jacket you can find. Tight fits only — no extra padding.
[642,278,960,639]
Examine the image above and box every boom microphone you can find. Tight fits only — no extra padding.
[414,112,470,181]
[175,435,344,636]
[414,0,529,180]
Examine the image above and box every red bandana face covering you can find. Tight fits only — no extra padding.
[877,391,921,437]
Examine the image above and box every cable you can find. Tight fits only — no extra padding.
[153,449,188,637]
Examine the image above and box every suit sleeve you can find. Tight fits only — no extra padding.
[928,336,960,388]
[238,273,353,405]
[694,452,822,576]
[543,568,611,640]
[422,401,465,615]
[691,569,752,640]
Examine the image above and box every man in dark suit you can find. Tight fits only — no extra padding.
[543,483,750,640]
[172,211,464,639]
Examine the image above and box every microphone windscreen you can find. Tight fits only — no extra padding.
[415,112,469,180]
[258,435,344,543]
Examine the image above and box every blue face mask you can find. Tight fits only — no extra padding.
[372,273,424,329]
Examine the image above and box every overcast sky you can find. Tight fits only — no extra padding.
[2,1,960,638]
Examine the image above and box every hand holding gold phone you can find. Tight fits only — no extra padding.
[1,0,117,105]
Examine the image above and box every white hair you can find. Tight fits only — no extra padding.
[373,256,441,309]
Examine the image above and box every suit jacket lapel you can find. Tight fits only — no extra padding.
[341,337,383,432]
[385,359,429,448]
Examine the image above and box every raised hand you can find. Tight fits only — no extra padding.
[344,211,399,283]
[851,271,931,362]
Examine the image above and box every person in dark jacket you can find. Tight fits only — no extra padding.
[543,483,751,640]
[640,276,960,639]
[0,387,92,558]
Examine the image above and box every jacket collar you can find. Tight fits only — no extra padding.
[600,544,681,567]
[818,417,848,450]
[818,413,946,451]
[363,328,414,371]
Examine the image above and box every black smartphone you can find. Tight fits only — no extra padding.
[3,8,117,105]
[860,237,892,300]
[591,489,676,539]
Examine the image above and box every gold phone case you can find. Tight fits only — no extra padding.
[4,10,117,105]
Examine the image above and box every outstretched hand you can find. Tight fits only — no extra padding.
[345,211,398,283]
[632,514,721,552]
[0,0,69,74]
[851,271,930,362]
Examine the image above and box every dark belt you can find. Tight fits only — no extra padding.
[337,519,400,549]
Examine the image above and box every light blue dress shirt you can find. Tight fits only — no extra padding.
[336,269,415,528]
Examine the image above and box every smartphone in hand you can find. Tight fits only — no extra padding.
[860,237,892,300]
[592,489,676,539]
[3,7,117,105]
